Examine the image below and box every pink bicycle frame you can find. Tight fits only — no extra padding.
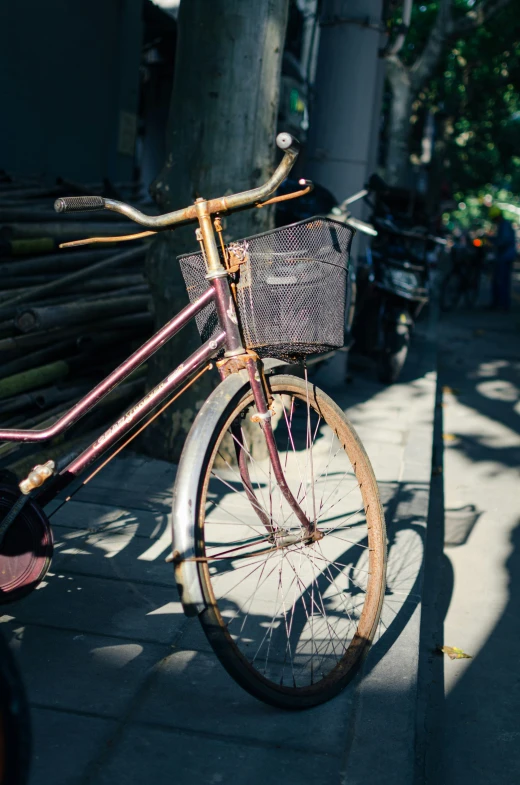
[0,285,227,501]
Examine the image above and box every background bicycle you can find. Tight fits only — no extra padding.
[440,235,484,312]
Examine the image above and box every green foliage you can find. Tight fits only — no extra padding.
[447,187,520,232]
[449,184,520,231]
[389,1,520,197]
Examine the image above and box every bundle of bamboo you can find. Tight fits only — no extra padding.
[0,175,156,478]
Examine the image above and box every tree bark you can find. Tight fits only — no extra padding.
[385,57,413,186]
[143,0,289,461]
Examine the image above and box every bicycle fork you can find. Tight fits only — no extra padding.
[197,197,318,544]
[236,357,321,543]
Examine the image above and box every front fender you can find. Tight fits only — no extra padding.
[171,358,286,616]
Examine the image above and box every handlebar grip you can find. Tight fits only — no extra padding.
[345,216,378,237]
[276,132,300,155]
[54,196,106,214]
[366,173,388,193]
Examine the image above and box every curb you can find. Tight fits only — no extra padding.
[341,322,438,785]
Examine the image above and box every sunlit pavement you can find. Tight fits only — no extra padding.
[1,325,437,785]
[420,265,520,784]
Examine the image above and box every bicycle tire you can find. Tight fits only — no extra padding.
[194,374,386,710]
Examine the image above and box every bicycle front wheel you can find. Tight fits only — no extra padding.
[195,374,386,709]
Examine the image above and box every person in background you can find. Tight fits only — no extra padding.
[488,206,516,310]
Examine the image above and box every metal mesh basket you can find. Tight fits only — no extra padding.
[178,217,353,360]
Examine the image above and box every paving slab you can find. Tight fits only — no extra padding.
[65,455,176,512]
[132,647,356,756]
[90,724,340,785]
[49,498,171,539]
[50,524,176,587]
[4,572,184,644]
[30,708,116,785]
[6,622,167,717]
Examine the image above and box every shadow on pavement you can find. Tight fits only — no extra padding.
[423,289,520,785]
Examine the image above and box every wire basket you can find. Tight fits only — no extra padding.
[178,217,353,360]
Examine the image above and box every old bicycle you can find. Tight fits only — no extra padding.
[0,134,386,709]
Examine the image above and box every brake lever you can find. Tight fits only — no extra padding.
[60,230,157,249]
[255,179,313,209]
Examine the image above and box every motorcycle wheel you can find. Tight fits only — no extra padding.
[377,321,410,384]
[440,272,461,311]
[465,272,480,308]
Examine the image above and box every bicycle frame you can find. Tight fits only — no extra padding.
[0,280,227,501]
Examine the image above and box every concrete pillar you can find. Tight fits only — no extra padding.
[306,0,384,207]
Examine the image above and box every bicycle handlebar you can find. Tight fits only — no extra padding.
[344,216,378,237]
[55,133,300,229]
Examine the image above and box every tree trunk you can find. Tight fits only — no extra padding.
[385,60,413,186]
[143,0,289,461]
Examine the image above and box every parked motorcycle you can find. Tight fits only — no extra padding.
[350,175,445,383]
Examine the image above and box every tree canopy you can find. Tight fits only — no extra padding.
[385,0,520,201]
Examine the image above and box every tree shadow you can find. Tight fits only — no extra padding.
[423,296,520,783]
[437,519,520,785]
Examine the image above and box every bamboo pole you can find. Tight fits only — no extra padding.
[0,245,145,311]
[16,294,150,333]
[0,360,70,400]
[0,247,109,275]
[0,383,91,416]
[0,312,152,357]
[5,222,140,239]
[0,339,75,379]
[0,208,129,222]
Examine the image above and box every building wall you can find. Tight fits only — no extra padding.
[0,0,143,183]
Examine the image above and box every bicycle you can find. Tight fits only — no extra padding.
[440,244,482,311]
[0,133,386,710]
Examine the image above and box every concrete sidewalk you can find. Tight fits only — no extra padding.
[419,269,520,784]
[2,328,437,785]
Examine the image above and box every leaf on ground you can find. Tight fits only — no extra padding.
[438,645,472,660]
[443,433,458,441]
[442,386,460,395]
